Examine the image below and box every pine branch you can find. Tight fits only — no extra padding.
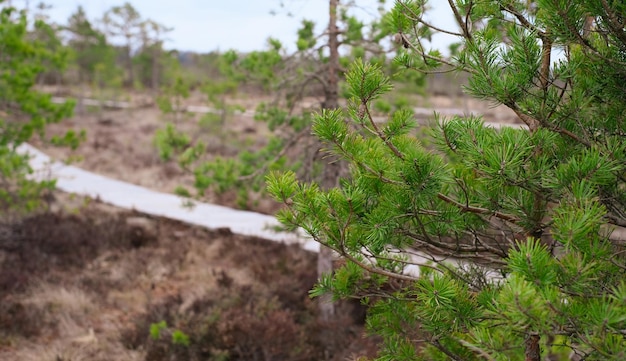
[459,339,498,361]
[447,0,472,41]
[398,32,473,74]
[402,231,509,265]
[336,241,420,282]
[398,1,463,37]
[431,338,465,361]
[437,192,521,223]
[361,102,405,160]
[500,4,546,38]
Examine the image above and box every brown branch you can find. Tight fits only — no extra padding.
[365,250,445,275]
[411,23,431,66]
[403,231,509,265]
[447,0,472,41]
[363,102,405,160]
[539,32,552,92]
[464,0,473,38]
[399,32,477,75]
[501,4,546,38]
[337,243,420,282]
[402,65,458,75]
[459,339,498,361]
[432,338,465,361]
[437,192,520,223]
[524,332,541,361]
[399,1,463,37]
[506,102,591,146]
[600,0,626,47]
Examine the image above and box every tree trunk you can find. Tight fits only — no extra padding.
[317,245,335,322]
[317,0,341,324]
[321,0,342,191]
[525,332,541,361]
[125,36,134,88]
[325,0,340,110]
[152,44,159,92]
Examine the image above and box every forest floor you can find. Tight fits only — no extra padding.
[0,89,518,360]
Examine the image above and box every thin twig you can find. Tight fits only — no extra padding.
[437,192,520,223]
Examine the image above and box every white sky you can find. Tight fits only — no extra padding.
[14,0,458,54]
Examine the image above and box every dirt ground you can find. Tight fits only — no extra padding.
[0,193,377,360]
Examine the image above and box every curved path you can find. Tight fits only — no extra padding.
[16,143,489,277]
[18,143,319,253]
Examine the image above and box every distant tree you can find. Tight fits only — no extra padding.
[155,68,191,124]
[21,2,67,87]
[268,0,626,360]
[64,5,117,85]
[135,19,172,92]
[0,5,78,214]
[102,2,142,88]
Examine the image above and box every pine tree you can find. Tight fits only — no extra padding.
[268,1,626,359]
[64,5,116,84]
[0,5,77,214]
[136,19,172,92]
[102,2,142,88]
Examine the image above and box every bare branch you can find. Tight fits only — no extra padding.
[238,126,311,181]
[500,4,546,38]
[398,1,463,37]
[362,102,405,160]
[437,192,521,223]
[447,0,472,41]
[398,32,476,74]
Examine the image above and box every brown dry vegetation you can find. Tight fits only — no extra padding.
[0,193,377,360]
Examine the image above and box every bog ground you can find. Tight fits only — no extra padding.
[1,91,513,360]
[0,193,377,360]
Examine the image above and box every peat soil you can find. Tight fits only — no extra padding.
[0,194,377,360]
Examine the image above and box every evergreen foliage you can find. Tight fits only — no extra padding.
[102,2,142,88]
[0,5,77,213]
[64,6,117,84]
[268,1,626,359]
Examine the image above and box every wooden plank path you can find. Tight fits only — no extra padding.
[20,143,522,279]
[18,143,319,253]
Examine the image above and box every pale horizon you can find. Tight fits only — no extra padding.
[9,0,459,54]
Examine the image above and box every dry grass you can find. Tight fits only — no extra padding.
[23,282,95,319]
[3,282,144,361]
[10,339,143,361]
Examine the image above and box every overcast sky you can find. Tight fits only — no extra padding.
[14,0,458,54]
